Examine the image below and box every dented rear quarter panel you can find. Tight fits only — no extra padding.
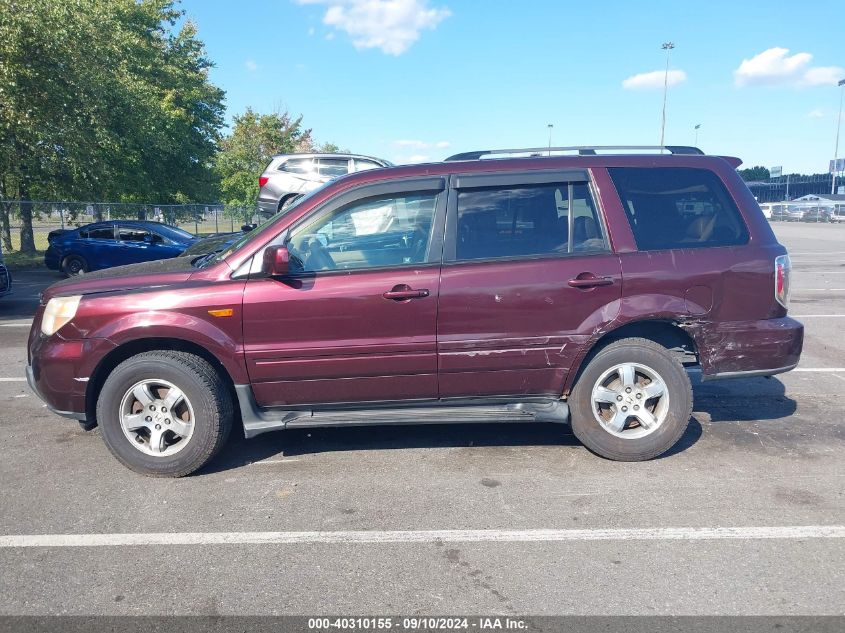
[561,159,797,392]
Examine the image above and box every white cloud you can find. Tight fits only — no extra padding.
[394,139,428,148]
[244,59,258,72]
[404,154,430,163]
[734,47,844,88]
[622,69,687,90]
[808,108,825,119]
[325,32,335,40]
[800,66,844,87]
[308,27,315,36]
[393,139,450,150]
[296,0,451,56]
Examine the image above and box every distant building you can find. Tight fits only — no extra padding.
[792,194,845,203]
[746,173,835,203]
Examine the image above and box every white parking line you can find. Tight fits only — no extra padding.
[0,525,841,548]
[0,322,32,327]
[793,368,845,372]
[0,377,27,382]
[792,315,845,318]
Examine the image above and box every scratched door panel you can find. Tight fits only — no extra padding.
[437,255,622,398]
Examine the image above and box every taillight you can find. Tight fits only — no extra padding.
[258,176,269,188]
[775,254,791,309]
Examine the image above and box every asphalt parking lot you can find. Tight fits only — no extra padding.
[0,222,843,617]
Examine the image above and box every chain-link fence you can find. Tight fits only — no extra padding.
[0,201,257,252]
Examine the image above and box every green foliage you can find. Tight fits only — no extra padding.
[215,108,315,206]
[738,166,771,182]
[0,0,225,251]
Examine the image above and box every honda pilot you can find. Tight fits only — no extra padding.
[27,146,804,476]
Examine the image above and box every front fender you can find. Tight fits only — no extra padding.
[68,279,249,383]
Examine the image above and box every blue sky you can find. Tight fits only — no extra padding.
[180,0,844,174]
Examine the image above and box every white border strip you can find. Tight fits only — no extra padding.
[0,526,842,548]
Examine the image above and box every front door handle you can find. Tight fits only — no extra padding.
[383,285,430,301]
[568,275,614,289]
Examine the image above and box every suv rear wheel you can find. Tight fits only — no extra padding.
[569,337,692,461]
[96,351,233,477]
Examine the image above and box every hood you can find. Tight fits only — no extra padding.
[44,256,200,300]
[182,232,240,256]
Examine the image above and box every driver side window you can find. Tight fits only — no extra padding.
[288,192,438,272]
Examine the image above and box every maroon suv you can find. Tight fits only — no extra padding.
[27,146,803,476]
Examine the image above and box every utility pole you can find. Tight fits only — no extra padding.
[660,41,675,147]
[547,124,553,156]
[694,123,701,146]
[832,78,845,195]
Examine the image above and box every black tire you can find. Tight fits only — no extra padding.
[62,254,87,276]
[96,351,233,477]
[569,337,692,461]
[278,194,301,212]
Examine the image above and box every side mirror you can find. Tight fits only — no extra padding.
[241,223,256,233]
[262,245,291,277]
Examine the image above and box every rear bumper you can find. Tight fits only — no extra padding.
[692,317,804,380]
[0,264,10,296]
[44,247,61,271]
[256,196,279,218]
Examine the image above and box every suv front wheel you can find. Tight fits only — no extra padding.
[96,351,233,477]
[569,338,692,461]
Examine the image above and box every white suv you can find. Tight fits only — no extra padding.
[257,153,391,218]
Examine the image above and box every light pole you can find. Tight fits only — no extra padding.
[547,124,553,155]
[832,78,845,195]
[694,123,701,146]
[660,41,675,147]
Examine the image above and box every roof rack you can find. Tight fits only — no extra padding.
[444,145,704,161]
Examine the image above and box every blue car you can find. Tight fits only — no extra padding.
[0,245,11,298]
[45,220,198,276]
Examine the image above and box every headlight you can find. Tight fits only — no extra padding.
[41,295,82,336]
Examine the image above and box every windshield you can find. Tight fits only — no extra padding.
[158,224,196,241]
[193,186,327,268]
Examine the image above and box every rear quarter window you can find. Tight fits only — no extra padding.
[608,167,749,251]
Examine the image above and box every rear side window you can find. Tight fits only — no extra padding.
[117,226,150,242]
[79,226,114,240]
[317,158,350,177]
[354,159,382,172]
[279,158,313,174]
[609,167,749,250]
[456,182,606,261]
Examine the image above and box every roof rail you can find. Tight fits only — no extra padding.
[444,146,704,161]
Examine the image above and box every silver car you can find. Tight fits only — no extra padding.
[257,153,391,217]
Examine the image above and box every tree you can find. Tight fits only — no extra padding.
[738,166,771,182]
[215,108,314,207]
[0,0,225,252]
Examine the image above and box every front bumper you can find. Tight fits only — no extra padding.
[693,316,804,380]
[27,364,85,420]
[27,334,118,422]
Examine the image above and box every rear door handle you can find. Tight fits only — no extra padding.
[383,286,430,301]
[568,275,614,289]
